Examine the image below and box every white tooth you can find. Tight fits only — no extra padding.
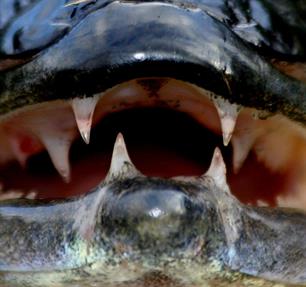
[72,96,99,144]
[256,200,269,207]
[40,136,72,183]
[0,190,24,201]
[9,138,28,168]
[231,134,255,173]
[213,97,240,146]
[203,148,243,251]
[205,147,227,189]
[106,133,140,182]
[26,191,37,200]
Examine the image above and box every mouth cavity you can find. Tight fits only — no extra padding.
[0,78,305,210]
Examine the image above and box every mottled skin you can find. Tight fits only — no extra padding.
[0,0,306,286]
[1,172,306,286]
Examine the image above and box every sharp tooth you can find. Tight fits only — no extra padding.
[231,134,255,173]
[105,133,140,182]
[40,136,72,183]
[9,138,28,168]
[213,98,240,146]
[204,148,242,250]
[26,191,37,200]
[71,96,99,144]
[204,147,227,189]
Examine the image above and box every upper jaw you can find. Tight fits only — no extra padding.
[1,1,306,124]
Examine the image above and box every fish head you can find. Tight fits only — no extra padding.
[0,0,306,286]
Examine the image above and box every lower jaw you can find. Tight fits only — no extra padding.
[0,77,305,210]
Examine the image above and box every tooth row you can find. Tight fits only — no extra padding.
[0,94,101,183]
[59,92,247,181]
[0,186,37,201]
[4,125,75,183]
[60,94,247,181]
[2,87,252,183]
[107,134,228,191]
[70,94,253,180]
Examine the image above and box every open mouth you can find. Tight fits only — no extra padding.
[1,1,306,285]
[0,77,305,210]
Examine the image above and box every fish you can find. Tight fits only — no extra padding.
[0,0,306,286]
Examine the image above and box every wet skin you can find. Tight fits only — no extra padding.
[2,146,306,287]
[0,0,306,286]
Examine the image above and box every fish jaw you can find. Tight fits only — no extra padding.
[1,1,305,123]
[0,0,306,286]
